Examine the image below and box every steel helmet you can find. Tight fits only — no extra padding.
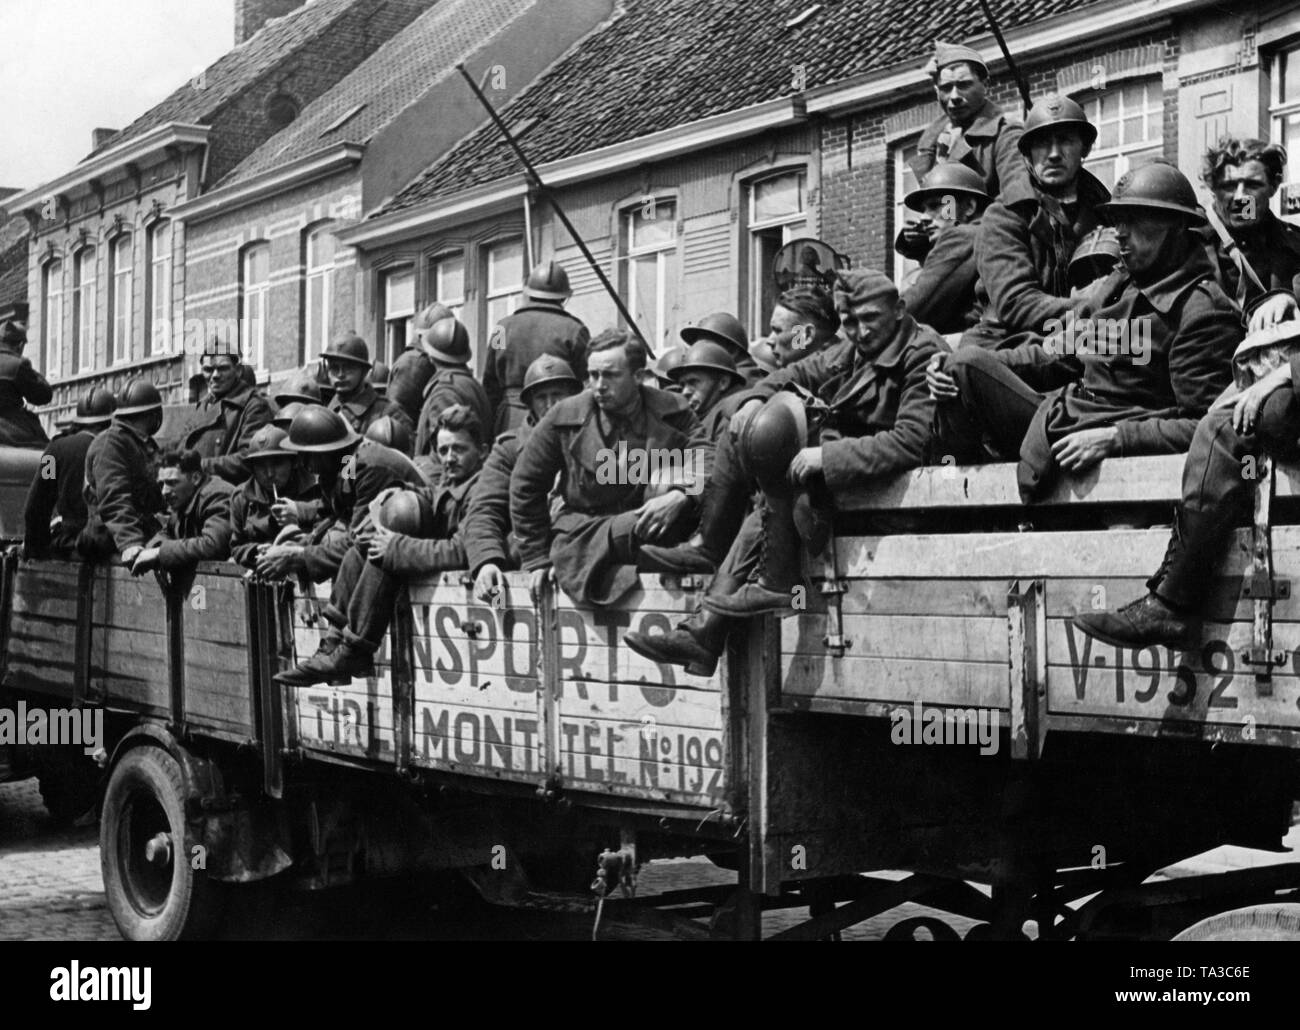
[1098,161,1205,221]
[1018,94,1098,154]
[738,391,807,492]
[650,345,688,385]
[274,373,323,407]
[73,386,117,425]
[414,302,455,332]
[282,404,362,453]
[524,260,572,302]
[364,414,413,456]
[244,425,294,461]
[680,311,749,358]
[669,340,744,387]
[115,378,164,417]
[1069,226,1123,285]
[322,334,372,369]
[423,316,471,365]
[369,360,390,396]
[374,488,431,537]
[904,162,990,212]
[271,400,304,430]
[519,354,580,406]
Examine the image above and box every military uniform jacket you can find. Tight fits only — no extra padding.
[149,475,234,570]
[902,219,983,335]
[329,383,387,436]
[414,365,493,475]
[699,385,748,444]
[911,99,1029,204]
[80,420,163,556]
[229,467,321,568]
[484,303,589,433]
[0,350,52,449]
[24,429,94,554]
[381,469,483,577]
[180,383,274,484]
[743,315,943,493]
[962,171,1110,350]
[463,423,532,576]
[301,439,424,582]
[1198,214,1300,319]
[1017,248,1240,500]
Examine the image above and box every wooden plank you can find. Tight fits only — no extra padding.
[557,681,724,733]
[783,613,1009,663]
[410,701,544,782]
[780,652,1009,711]
[294,679,397,761]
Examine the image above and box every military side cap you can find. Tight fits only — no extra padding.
[924,41,988,79]
[833,269,899,307]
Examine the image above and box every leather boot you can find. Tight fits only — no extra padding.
[704,493,805,618]
[1072,594,1197,652]
[274,634,370,685]
[625,615,726,677]
[1147,506,1238,611]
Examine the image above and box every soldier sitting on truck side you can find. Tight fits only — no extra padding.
[763,285,841,371]
[468,356,582,604]
[24,387,116,558]
[178,338,274,486]
[928,163,1241,502]
[129,446,235,576]
[229,425,322,570]
[626,270,941,675]
[78,379,166,565]
[0,313,53,449]
[276,405,490,685]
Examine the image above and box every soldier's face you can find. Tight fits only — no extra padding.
[839,296,903,357]
[158,466,200,512]
[202,357,240,397]
[1027,130,1086,191]
[326,359,367,397]
[769,304,822,368]
[1112,211,1182,280]
[528,383,574,421]
[678,370,724,415]
[1213,159,1277,231]
[435,428,485,484]
[935,64,986,127]
[922,194,978,230]
[251,457,294,492]
[587,347,639,412]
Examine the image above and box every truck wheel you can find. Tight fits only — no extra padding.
[37,752,101,825]
[100,747,221,941]
[1172,904,1300,941]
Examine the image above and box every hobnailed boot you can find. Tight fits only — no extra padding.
[704,493,805,618]
[625,612,727,677]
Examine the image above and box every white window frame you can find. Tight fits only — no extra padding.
[1269,44,1300,222]
[625,198,678,349]
[747,171,808,331]
[110,234,133,366]
[241,242,270,373]
[383,265,415,362]
[1078,78,1164,191]
[147,221,172,355]
[484,239,524,325]
[74,248,96,372]
[892,138,923,288]
[430,250,466,321]
[43,259,63,377]
[304,224,335,362]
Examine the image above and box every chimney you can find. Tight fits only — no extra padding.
[234,0,310,45]
[92,128,117,150]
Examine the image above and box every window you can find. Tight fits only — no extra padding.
[428,251,465,321]
[42,260,63,376]
[1270,46,1300,220]
[241,243,270,372]
[109,235,133,365]
[74,248,96,372]
[624,198,678,350]
[1079,79,1163,191]
[485,239,523,332]
[147,221,172,354]
[382,266,415,362]
[304,224,336,362]
[893,140,922,288]
[748,172,807,334]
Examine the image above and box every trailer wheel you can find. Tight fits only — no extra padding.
[1172,904,1300,941]
[100,746,221,941]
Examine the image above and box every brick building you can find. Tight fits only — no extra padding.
[169,0,614,392]
[341,0,1300,358]
[1,0,431,425]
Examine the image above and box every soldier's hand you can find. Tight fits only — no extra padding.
[121,545,143,567]
[474,564,506,605]
[926,355,958,401]
[270,499,300,525]
[787,446,825,486]
[365,524,398,565]
[257,544,305,579]
[1231,374,1289,434]
[634,491,689,542]
[1247,292,1298,334]
[729,400,763,440]
[1051,427,1119,472]
[130,547,161,576]
[528,565,555,606]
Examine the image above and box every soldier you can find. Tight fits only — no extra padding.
[898,41,1029,261]
[956,94,1110,351]
[931,164,1239,499]
[511,329,711,607]
[24,387,116,556]
[899,163,991,335]
[276,405,490,685]
[649,345,687,390]
[383,303,449,442]
[254,405,423,584]
[1197,137,1300,331]
[765,286,840,370]
[323,334,387,435]
[229,425,321,569]
[668,341,746,443]
[413,316,492,479]
[77,379,165,564]
[129,446,234,575]
[369,360,390,399]
[681,312,764,387]
[483,259,589,434]
[179,339,273,485]
[0,313,52,449]
[364,414,413,458]
[627,270,942,670]
[467,355,582,603]
[272,371,323,410]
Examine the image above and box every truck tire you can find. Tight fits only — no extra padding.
[1172,903,1300,941]
[100,746,222,941]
